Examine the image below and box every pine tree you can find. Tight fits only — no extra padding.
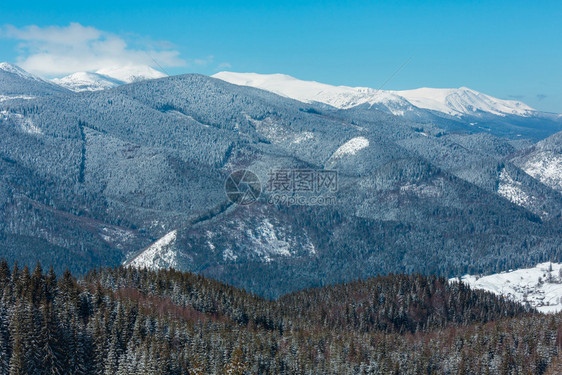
[0,299,12,374]
[9,302,26,375]
[40,303,64,375]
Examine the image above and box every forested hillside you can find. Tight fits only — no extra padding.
[0,261,560,374]
[1,64,561,298]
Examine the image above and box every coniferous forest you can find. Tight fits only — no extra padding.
[0,260,560,374]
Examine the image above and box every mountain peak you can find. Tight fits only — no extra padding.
[51,72,124,92]
[394,86,535,117]
[95,65,167,83]
[0,62,44,82]
[50,65,168,92]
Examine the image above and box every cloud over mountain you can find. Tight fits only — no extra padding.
[2,23,186,76]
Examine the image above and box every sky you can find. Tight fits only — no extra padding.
[0,0,561,112]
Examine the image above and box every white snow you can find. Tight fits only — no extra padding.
[331,137,369,158]
[520,153,562,193]
[292,132,314,144]
[51,65,167,92]
[19,118,42,135]
[213,72,536,118]
[52,72,122,92]
[452,262,562,313]
[222,247,238,261]
[96,65,166,83]
[0,110,42,135]
[497,170,532,206]
[0,95,36,102]
[395,87,534,117]
[128,230,178,270]
[213,71,415,115]
[248,219,292,262]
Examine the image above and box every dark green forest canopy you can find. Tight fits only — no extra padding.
[0,261,560,374]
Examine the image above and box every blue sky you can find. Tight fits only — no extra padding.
[1,0,561,112]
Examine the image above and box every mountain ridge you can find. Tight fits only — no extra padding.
[212,71,538,118]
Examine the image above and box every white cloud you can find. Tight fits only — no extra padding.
[192,55,214,66]
[3,23,186,77]
[217,62,232,69]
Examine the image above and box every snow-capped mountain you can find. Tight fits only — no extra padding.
[1,62,166,92]
[0,62,70,97]
[0,62,45,82]
[52,65,167,92]
[452,263,562,313]
[95,65,166,83]
[52,72,123,92]
[212,71,417,116]
[212,71,536,118]
[396,87,534,117]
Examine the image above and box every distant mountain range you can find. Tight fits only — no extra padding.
[1,62,561,297]
[214,71,562,140]
[213,71,536,117]
[52,65,167,92]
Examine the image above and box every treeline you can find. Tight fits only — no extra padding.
[0,261,560,374]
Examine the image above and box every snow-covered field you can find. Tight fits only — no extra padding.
[452,262,562,313]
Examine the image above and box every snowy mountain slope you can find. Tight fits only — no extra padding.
[453,262,562,313]
[212,71,416,116]
[96,65,166,83]
[213,71,536,118]
[511,131,562,193]
[330,136,370,158]
[51,65,167,92]
[396,87,534,117]
[0,62,70,96]
[0,62,45,82]
[127,230,179,270]
[52,72,123,92]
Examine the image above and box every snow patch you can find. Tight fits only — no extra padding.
[248,219,292,262]
[292,132,314,144]
[497,170,531,206]
[128,230,178,270]
[20,118,42,135]
[452,262,562,313]
[331,137,369,158]
[0,110,42,135]
[223,247,238,261]
[521,153,562,193]
[0,95,36,102]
